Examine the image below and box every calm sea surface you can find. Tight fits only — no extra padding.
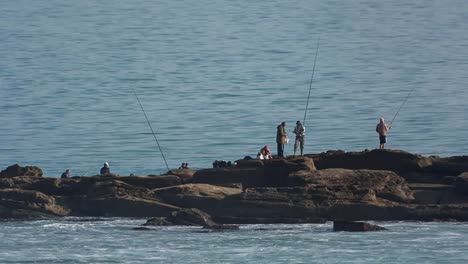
[1,0,468,176]
[1,1,468,262]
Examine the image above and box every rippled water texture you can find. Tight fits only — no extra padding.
[0,220,467,264]
[1,1,467,176]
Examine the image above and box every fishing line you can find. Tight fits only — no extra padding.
[303,37,320,126]
[389,87,416,126]
[132,88,170,171]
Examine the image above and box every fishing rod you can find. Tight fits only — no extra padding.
[389,87,417,127]
[303,37,320,127]
[132,88,170,171]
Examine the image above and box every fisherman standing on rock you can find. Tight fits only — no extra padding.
[293,121,305,157]
[276,122,288,157]
[376,117,391,150]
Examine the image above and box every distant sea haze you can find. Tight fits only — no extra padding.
[1,0,467,178]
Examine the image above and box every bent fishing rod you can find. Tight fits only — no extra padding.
[389,86,417,127]
[303,37,320,127]
[132,88,170,171]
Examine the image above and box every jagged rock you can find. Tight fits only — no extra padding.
[0,164,43,178]
[310,149,432,174]
[193,157,316,189]
[64,196,178,217]
[117,175,181,189]
[333,221,387,232]
[454,172,468,195]
[430,156,468,175]
[2,150,468,222]
[234,159,264,168]
[167,169,196,183]
[0,188,69,219]
[152,184,241,214]
[288,169,414,203]
[143,217,172,226]
[143,208,239,230]
[193,167,263,185]
[168,208,217,226]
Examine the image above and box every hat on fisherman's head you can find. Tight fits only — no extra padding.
[104,162,109,167]
[296,120,301,125]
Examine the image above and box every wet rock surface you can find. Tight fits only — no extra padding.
[333,221,387,232]
[1,149,468,222]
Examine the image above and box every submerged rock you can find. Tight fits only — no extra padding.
[333,220,387,232]
[143,208,239,230]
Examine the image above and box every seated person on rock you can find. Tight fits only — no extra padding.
[61,169,70,178]
[100,162,110,175]
[179,162,189,169]
[257,145,272,160]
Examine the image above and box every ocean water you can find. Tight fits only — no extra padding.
[0,219,467,264]
[1,0,467,176]
[1,1,468,263]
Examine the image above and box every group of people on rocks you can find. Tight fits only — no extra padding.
[60,118,391,177]
[61,162,111,178]
[258,117,391,159]
[258,120,306,159]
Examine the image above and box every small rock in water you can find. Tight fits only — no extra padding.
[333,220,387,232]
[132,226,155,231]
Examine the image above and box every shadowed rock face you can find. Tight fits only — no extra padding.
[288,169,415,203]
[0,149,468,222]
[0,188,69,219]
[309,149,432,174]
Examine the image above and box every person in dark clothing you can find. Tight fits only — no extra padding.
[100,162,110,175]
[276,122,288,157]
[61,169,70,178]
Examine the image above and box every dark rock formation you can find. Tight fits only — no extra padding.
[0,164,43,178]
[333,221,387,232]
[288,169,415,203]
[310,149,432,174]
[454,172,468,194]
[167,169,196,183]
[143,208,239,230]
[0,188,68,219]
[194,157,316,189]
[1,150,468,222]
[152,183,241,214]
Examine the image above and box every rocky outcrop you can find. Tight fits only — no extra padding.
[310,150,468,184]
[167,169,196,183]
[310,149,432,174]
[1,150,468,222]
[0,188,68,219]
[152,184,241,213]
[0,164,43,178]
[288,169,414,203]
[143,208,239,230]
[194,157,316,189]
[333,221,387,232]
